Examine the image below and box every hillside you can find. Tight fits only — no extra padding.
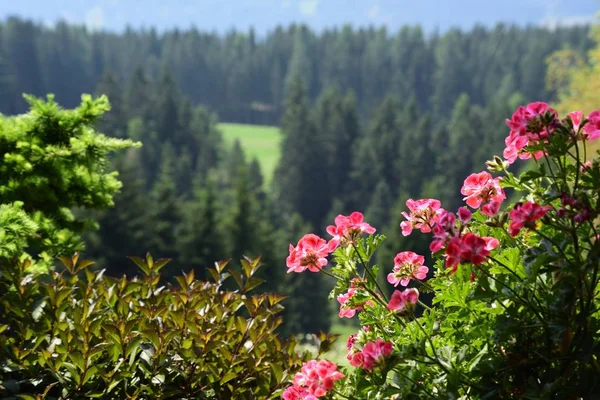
[219,123,281,186]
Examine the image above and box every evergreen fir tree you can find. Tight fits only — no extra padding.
[147,144,182,273]
[176,176,224,279]
[85,149,149,277]
[273,77,331,229]
[94,70,126,137]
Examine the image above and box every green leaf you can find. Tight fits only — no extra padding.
[31,298,47,322]
[82,365,98,385]
[221,371,238,385]
[128,256,150,275]
[243,277,264,293]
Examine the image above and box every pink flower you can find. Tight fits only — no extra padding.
[444,234,499,271]
[457,207,472,223]
[282,386,316,400]
[337,288,357,318]
[360,339,393,371]
[445,237,465,272]
[387,288,419,312]
[581,161,592,173]
[346,334,357,351]
[286,234,331,273]
[583,110,600,141]
[387,251,428,287]
[461,171,506,210]
[461,233,494,265]
[504,102,557,164]
[348,352,364,368]
[508,201,551,237]
[568,111,583,131]
[400,198,442,236]
[429,227,447,253]
[293,360,344,398]
[326,211,375,250]
[481,200,502,217]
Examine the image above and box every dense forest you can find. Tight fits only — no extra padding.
[0,17,593,334]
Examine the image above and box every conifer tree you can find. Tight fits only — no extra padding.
[95,70,126,137]
[86,149,149,277]
[147,144,182,273]
[274,77,331,229]
[176,176,224,279]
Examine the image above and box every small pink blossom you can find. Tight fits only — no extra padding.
[387,288,419,312]
[481,200,502,217]
[461,171,506,210]
[400,198,442,236]
[337,288,358,318]
[387,251,428,287]
[581,161,592,173]
[327,211,375,250]
[457,207,472,223]
[360,339,393,371]
[461,233,494,265]
[508,202,551,237]
[583,110,600,141]
[286,234,331,273]
[568,110,583,131]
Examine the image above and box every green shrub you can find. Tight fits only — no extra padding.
[0,94,139,268]
[0,254,311,399]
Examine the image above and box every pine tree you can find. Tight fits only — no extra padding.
[225,163,261,263]
[314,88,360,199]
[86,149,149,277]
[153,70,183,144]
[126,66,151,121]
[273,77,331,229]
[95,70,126,137]
[147,144,182,273]
[365,180,393,231]
[176,176,224,279]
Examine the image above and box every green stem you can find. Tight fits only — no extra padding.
[351,243,389,303]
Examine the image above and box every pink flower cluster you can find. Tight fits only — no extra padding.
[508,201,551,237]
[327,211,376,249]
[584,111,600,140]
[347,338,393,371]
[400,198,442,236]
[504,102,557,164]
[461,171,505,217]
[387,288,419,312]
[571,110,600,140]
[283,360,344,399]
[504,102,600,164]
[445,233,499,271]
[400,199,499,272]
[336,279,374,318]
[557,193,591,224]
[387,251,428,287]
[287,212,377,274]
[286,234,331,273]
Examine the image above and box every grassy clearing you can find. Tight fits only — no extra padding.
[218,123,281,186]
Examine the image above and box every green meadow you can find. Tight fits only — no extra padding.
[219,123,282,186]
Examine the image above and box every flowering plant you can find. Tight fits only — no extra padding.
[283,102,600,398]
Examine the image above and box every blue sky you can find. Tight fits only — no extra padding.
[1,0,598,34]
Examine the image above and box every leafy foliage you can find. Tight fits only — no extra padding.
[0,254,311,399]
